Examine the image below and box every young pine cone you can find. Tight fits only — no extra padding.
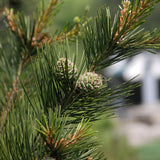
[55,58,78,80]
[76,72,104,92]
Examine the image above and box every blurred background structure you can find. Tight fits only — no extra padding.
[1,0,160,159]
[105,51,160,105]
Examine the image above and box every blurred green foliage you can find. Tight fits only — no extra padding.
[95,119,138,160]
[137,139,160,160]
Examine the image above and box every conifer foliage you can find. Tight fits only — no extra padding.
[0,0,160,159]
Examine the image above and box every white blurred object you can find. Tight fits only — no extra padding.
[122,53,146,81]
[141,53,159,104]
[123,52,160,81]
[105,51,160,104]
[106,59,127,77]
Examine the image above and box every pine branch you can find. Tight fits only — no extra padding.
[55,9,89,42]
[0,0,64,132]
[114,0,157,40]
[1,1,160,159]
[0,59,23,133]
[30,42,83,114]
[36,108,105,159]
[4,0,62,59]
[0,94,44,160]
[4,0,84,59]
[26,41,140,124]
[34,0,59,36]
[83,0,160,71]
[65,80,140,123]
[55,20,81,42]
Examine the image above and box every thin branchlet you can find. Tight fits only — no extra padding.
[0,60,24,133]
[114,0,155,40]
[34,0,59,36]
[55,22,81,42]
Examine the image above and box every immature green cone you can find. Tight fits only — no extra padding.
[74,16,80,23]
[76,72,103,92]
[55,58,78,80]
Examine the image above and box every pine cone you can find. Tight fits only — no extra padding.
[55,58,78,80]
[76,72,103,92]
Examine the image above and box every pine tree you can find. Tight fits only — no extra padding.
[0,0,160,159]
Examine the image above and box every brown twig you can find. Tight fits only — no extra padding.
[114,0,154,41]
[0,60,24,133]
[34,0,59,36]
[55,23,81,42]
